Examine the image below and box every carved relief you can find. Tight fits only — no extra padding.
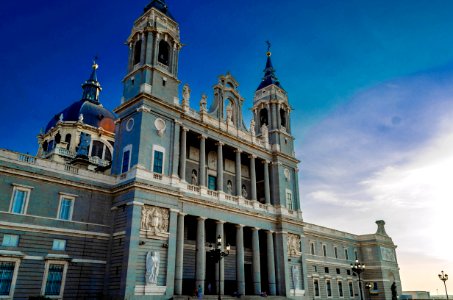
[381,247,396,262]
[287,233,301,256]
[141,206,170,239]
[189,146,199,161]
[207,151,217,170]
[241,165,250,178]
[225,159,235,173]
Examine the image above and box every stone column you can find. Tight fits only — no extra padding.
[171,121,181,178]
[263,160,271,205]
[267,231,276,295]
[216,221,225,295]
[274,231,290,296]
[174,213,186,295]
[128,43,133,72]
[145,31,154,65]
[235,149,242,196]
[252,228,261,295]
[196,217,206,294]
[266,104,271,128]
[199,135,206,187]
[236,224,245,295]
[179,127,188,181]
[271,103,278,130]
[276,103,281,129]
[217,142,224,191]
[250,155,257,201]
[140,33,146,65]
[166,209,179,296]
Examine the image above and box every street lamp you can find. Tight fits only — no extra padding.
[209,235,230,300]
[438,271,449,300]
[351,259,366,300]
[365,282,372,298]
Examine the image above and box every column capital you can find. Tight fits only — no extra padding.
[249,154,257,159]
[266,230,274,234]
[182,126,189,132]
[216,141,224,146]
[197,216,207,221]
[216,220,226,224]
[174,119,182,125]
[178,212,187,216]
[262,159,270,164]
[199,134,207,140]
[170,208,180,213]
[234,149,242,153]
[251,227,260,231]
[235,224,245,229]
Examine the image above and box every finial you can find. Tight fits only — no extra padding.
[266,40,272,57]
[92,56,99,70]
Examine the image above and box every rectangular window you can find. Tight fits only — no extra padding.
[326,280,332,297]
[323,244,327,256]
[314,279,320,297]
[310,242,315,255]
[52,239,66,251]
[286,190,293,210]
[44,264,65,296]
[349,281,354,297]
[334,246,338,258]
[153,150,164,174]
[0,259,20,297]
[324,267,329,273]
[313,265,317,273]
[372,282,378,291]
[208,175,217,190]
[58,196,74,221]
[338,281,344,297]
[354,250,358,260]
[10,187,30,214]
[347,270,351,275]
[2,235,19,247]
[345,248,349,260]
[336,268,341,275]
[121,148,131,173]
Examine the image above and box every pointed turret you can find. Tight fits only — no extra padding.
[256,42,283,91]
[81,60,102,103]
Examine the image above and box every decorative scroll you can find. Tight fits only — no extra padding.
[287,233,301,257]
[141,206,170,239]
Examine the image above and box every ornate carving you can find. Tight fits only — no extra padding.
[207,151,217,170]
[182,83,191,112]
[200,94,207,112]
[141,206,170,239]
[287,233,301,256]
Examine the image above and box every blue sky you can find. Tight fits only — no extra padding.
[1,0,453,294]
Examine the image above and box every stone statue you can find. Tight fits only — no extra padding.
[76,132,91,158]
[291,265,300,290]
[59,113,64,122]
[391,282,397,300]
[261,124,269,142]
[226,102,233,124]
[200,94,207,112]
[146,251,160,284]
[141,206,169,238]
[250,119,255,136]
[226,180,233,195]
[78,113,84,123]
[182,84,191,103]
[191,169,198,185]
[241,185,248,198]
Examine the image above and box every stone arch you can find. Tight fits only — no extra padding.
[158,40,170,65]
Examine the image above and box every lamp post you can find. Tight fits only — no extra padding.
[438,271,449,300]
[351,259,365,300]
[209,235,230,300]
[365,282,372,298]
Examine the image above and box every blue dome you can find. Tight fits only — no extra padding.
[45,99,116,133]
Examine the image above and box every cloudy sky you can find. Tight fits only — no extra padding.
[1,0,453,295]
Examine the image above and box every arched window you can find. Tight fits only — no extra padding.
[55,132,61,144]
[42,141,48,152]
[260,108,268,126]
[91,141,104,158]
[133,40,142,65]
[280,108,286,127]
[104,147,112,161]
[65,134,71,148]
[158,40,170,65]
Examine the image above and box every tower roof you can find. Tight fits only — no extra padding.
[144,0,174,20]
[256,43,283,91]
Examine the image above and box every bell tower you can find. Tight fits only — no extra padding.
[252,44,294,157]
[122,0,181,104]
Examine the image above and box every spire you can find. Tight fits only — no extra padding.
[144,0,174,20]
[81,59,102,103]
[256,41,283,91]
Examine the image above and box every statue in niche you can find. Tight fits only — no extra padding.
[287,234,301,256]
[241,184,248,198]
[146,251,160,285]
[191,169,198,185]
[291,265,300,290]
[141,206,169,238]
[200,94,207,112]
[226,102,233,124]
[226,180,233,194]
[76,132,91,158]
[250,119,255,136]
[261,124,269,142]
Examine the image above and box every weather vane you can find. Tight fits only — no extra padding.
[266,40,271,52]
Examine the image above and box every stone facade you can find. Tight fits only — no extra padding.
[0,1,401,300]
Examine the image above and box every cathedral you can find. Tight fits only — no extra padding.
[0,1,401,299]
